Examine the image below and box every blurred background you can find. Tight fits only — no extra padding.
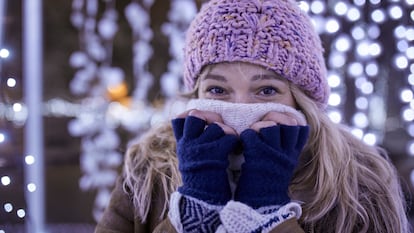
[0,0,413,232]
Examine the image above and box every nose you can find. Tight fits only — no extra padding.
[232,93,253,104]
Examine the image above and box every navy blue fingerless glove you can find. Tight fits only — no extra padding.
[235,125,309,208]
[172,116,239,205]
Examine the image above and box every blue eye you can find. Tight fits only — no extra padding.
[207,86,226,95]
[260,86,278,95]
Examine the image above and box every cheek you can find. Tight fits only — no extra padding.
[284,93,298,108]
[196,86,204,98]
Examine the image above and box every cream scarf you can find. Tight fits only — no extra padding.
[186,99,306,134]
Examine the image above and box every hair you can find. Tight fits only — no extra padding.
[289,84,411,233]
[123,122,180,221]
[123,72,411,232]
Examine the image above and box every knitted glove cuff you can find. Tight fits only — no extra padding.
[168,192,223,233]
[219,201,302,233]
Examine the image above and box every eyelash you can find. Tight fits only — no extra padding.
[259,86,279,96]
[206,86,226,95]
[205,86,280,96]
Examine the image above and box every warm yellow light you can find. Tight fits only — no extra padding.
[107,82,128,101]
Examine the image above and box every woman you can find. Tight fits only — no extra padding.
[95,0,411,232]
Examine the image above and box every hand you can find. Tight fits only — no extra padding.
[172,110,238,205]
[249,110,307,132]
[235,111,309,208]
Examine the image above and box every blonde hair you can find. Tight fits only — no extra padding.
[123,78,411,232]
[123,123,180,221]
[289,85,411,232]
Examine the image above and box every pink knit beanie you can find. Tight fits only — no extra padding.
[183,0,330,107]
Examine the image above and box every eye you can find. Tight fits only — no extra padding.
[259,86,278,96]
[207,86,226,95]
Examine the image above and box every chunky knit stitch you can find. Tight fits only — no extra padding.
[183,0,329,107]
[218,201,302,233]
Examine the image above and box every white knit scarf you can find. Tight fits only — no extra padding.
[186,99,306,134]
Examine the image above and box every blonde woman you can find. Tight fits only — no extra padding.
[95,0,412,232]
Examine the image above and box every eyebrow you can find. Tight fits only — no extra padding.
[202,73,286,83]
[251,74,286,82]
[202,74,227,82]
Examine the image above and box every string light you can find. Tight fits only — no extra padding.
[0,41,27,226]
[352,128,365,139]
[25,154,35,165]
[334,2,348,16]
[388,5,403,20]
[365,62,379,77]
[371,9,386,23]
[0,132,5,143]
[363,133,377,145]
[328,92,342,106]
[27,183,37,192]
[7,77,16,87]
[347,7,361,21]
[310,0,325,14]
[325,18,340,33]
[303,0,414,156]
[1,176,11,186]
[328,110,342,123]
[16,209,26,218]
[0,48,9,58]
[3,203,13,213]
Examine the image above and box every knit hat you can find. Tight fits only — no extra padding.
[183,0,329,107]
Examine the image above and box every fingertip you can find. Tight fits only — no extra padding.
[175,109,192,119]
[250,121,277,132]
[239,128,258,143]
[214,122,237,136]
[188,109,207,121]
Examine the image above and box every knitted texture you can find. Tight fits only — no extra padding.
[168,192,185,233]
[180,195,222,233]
[186,99,306,134]
[218,201,302,233]
[172,116,239,205]
[183,0,329,107]
[236,125,309,208]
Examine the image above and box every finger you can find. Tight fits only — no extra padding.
[240,129,260,148]
[188,109,225,124]
[200,123,238,143]
[260,125,282,149]
[283,111,307,126]
[214,122,237,135]
[250,121,277,132]
[199,123,226,142]
[188,110,236,135]
[171,118,185,140]
[261,111,299,126]
[176,109,193,119]
[183,115,206,139]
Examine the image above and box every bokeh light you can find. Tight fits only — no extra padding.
[0,48,9,58]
